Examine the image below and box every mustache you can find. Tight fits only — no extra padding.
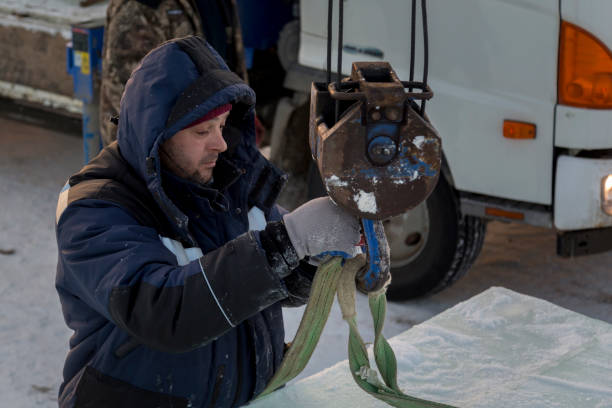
[198,155,218,165]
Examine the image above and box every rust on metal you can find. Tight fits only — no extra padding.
[310,61,441,220]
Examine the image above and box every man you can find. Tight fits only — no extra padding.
[99,0,247,146]
[55,36,361,407]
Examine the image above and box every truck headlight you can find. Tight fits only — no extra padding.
[603,175,612,215]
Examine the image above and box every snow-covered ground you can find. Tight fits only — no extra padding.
[0,115,611,407]
[0,116,82,407]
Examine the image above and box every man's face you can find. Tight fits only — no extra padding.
[160,111,230,185]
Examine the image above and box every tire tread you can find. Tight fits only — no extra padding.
[427,215,487,295]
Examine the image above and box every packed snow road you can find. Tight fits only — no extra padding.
[1,115,610,407]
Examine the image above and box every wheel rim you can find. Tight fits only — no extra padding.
[384,201,430,267]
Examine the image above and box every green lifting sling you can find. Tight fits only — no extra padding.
[255,256,457,408]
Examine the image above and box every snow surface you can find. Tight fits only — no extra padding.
[0,0,107,25]
[325,175,348,187]
[254,287,612,408]
[0,80,82,114]
[353,190,377,214]
[0,0,107,40]
[413,135,426,149]
[0,118,81,407]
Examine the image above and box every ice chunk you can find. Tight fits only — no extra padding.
[251,287,612,407]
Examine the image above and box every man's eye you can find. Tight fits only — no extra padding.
[196,130,210,136]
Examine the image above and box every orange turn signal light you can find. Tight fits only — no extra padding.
[485,207,525,221]
[503,120,536,139]
[559,21,612,109]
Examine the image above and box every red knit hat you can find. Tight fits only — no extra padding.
[183,104,232,129]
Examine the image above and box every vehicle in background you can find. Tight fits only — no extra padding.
[269,0,612,300]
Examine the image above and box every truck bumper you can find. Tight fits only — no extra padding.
[554,155,612,230]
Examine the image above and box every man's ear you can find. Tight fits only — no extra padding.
[223,125,242,156]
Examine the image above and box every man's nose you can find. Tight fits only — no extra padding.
[211,128,228,152]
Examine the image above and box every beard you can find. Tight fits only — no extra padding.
[188,168,213,185]
[160,144,216,185]
[187,156,217,185]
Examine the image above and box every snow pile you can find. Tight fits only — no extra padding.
[0,0,107,25]
[253,287,612,407]
[0,81,82,114]
[0,0,107,39]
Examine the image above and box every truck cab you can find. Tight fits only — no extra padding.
[273,0,612,299]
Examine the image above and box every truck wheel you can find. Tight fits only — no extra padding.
[384,176,486,300]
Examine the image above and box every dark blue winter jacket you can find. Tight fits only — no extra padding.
[55,36,312,408]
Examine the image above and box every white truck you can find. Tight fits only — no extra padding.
[270,0,612,299]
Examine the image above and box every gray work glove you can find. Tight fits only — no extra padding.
[282,197,362,260]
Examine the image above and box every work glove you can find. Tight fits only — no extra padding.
[280,262,317,307]
[282,197,362,260]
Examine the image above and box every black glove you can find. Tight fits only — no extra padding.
[280,262,317,307]
[258,222,316,307]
